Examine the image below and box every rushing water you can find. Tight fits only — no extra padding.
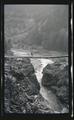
[31,58,68,113]
[31,58,54,84]
[31,58,63,112]
[11,49,68,113]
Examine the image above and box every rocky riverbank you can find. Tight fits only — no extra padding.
[4,57,53,113]
[41,58,69,112]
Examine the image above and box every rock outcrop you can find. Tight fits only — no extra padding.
[41,58,69,109]
[4,57,53,113]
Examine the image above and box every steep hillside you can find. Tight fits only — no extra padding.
[4,57,53,113]
[41,58,69,111]
[4,5,68,52]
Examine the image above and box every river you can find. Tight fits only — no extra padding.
[31,58,64,113]
[10,49,68,113]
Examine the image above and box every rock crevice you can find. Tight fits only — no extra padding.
[41,59,69,111]
[4,57,53,113]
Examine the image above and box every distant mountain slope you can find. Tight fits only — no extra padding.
[4,5,68,52]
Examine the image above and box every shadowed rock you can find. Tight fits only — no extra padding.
[4,57,53,113]
[41,59,69,109]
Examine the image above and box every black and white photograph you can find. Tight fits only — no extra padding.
[4,4,69,114]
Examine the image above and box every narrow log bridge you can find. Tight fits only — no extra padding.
[5,55,68,59]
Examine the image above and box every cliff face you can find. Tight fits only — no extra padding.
[4,57,53,113]
[41,58,69,109]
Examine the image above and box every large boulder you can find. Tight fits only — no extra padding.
[4,57,53,113]
[41,58,69,108]
[41,62,61,87]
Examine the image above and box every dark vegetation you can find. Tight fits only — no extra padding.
[4,5,69,113]
[4,57,54,113]
[4,57,69,113]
